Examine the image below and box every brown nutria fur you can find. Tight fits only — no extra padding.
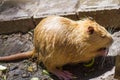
[0,16,113,80]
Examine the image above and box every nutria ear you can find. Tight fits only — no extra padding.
[87,26,94,35]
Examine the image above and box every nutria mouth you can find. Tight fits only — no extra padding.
[97,47,108,56]
[98,47,107,51]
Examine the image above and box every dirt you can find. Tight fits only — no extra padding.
[0,30,119,80]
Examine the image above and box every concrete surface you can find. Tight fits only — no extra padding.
[33,0,79,25]
[110,31,120,79]
[0,0,120,34]
[0,0,39,34]
[115,55,120,79]
[78,9,120,29]
[78,0,120,11]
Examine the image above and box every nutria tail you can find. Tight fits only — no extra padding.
[0,50,34,62]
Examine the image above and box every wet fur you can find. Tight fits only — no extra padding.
[0,16,113,73]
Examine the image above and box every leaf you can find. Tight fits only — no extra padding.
[42,69,49,75]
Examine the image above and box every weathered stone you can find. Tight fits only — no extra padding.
[78,0,119,11]
[109,31,120,79]
[77,8,120,29]
[22,73,30,78]
[0,0,40,34]
[114,55,120,79]
[9,64,19,71]
[0,33,33,56]
[31,77,39,80]
[77,0,120,28]
[0,18,35,34]
[109,31,120,56]
[33,0,78,25]
[34,0,78,16]
[0,0,120,34]
[34,13,78,26]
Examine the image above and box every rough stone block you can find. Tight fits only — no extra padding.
[0,0,40,34]
[0,18,35,34]
[77,0,120,28]
[0,33,33,56]
[109,30,120,79]
[78,0,119,11]
[34,13,78,26]
[33,0,78,25]
[77,8,120,29]
[1,0,120,34]
[115,55,120,79]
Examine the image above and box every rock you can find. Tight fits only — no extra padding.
[109,31,120,56]
[31,77,39,80]
[9,65,19,71]
[12,70,21,76]
[0,65,7,71]
[27,63,37,72]
[42,70,49,75]
[13,73,19,76]
[77,0,120,29]
[114,55,120,79]
[0,33,33,57]
[32,63,37,71]
[109,31,120,79]
[22,73,30,78]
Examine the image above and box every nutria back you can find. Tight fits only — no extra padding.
[33,16,113,67]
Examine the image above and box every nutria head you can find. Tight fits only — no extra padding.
[72,18,113,61]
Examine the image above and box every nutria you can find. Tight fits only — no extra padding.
[0,16,113,80]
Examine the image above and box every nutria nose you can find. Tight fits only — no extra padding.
[108,34,114,44]
[104,34,113,45]
[110,36,114,44]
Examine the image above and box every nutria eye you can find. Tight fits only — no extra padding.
[87,26,94,35]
